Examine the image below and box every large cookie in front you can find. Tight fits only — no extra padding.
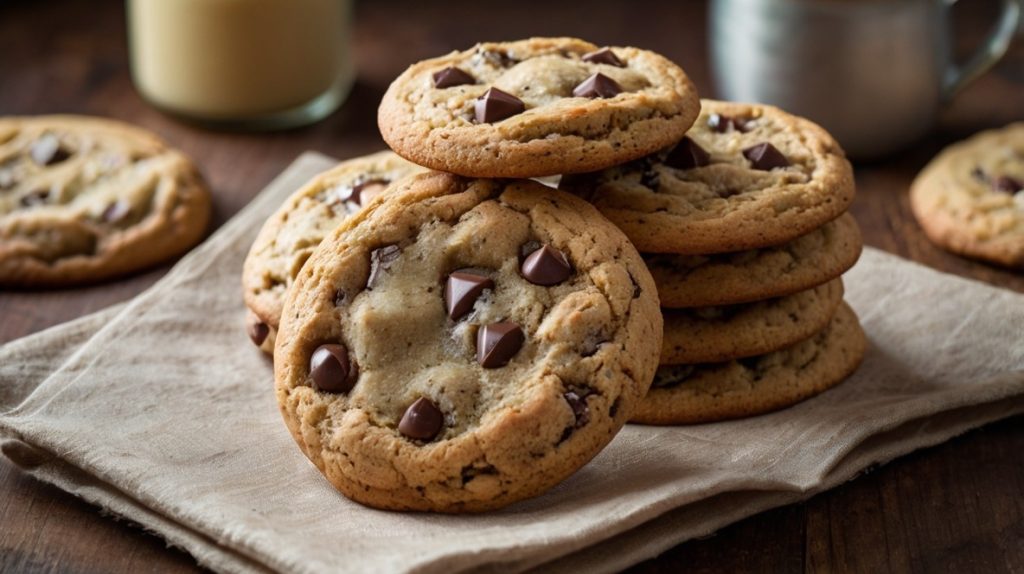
[274,172,662,512]
[909,122,1024,268]
[242,151,423,351]
[661,278,843,364]
[0,115,210,286]
[647,212,862,308]
[378,37,700,178]
[561,99,855,254]
[634,303,865,425]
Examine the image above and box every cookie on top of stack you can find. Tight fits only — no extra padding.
[561,99,866,424]
[242,37,865,512]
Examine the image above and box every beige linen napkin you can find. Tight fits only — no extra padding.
[2,152,1022,574]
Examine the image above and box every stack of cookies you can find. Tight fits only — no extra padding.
[560,99,867,424]
[242,37,866,512]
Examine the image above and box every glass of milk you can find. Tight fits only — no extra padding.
[127,0,353,130]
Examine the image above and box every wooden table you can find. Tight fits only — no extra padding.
[2,1,1022,572]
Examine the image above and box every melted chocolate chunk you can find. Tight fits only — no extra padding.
[338,178,390,207]
[521,244,572,285]
[476,322,524,368]
[30,134,72,166]
[743,143,790,170]
[309,343,357,393]
[640,169,660,190]
[652,365,695,388]
[563,387,592,428]
[19,189,48,207]
[707,114,750,133]
[572,73,622,98]
[432,66,475,88]
[248,321,269,347]
[582,47,625,67]
[445,270,494,320]
[475,87,525,123]
[398,397,444,441]
[664,137,711,170]
[992,175,1023,194]
[332,289,347,306]
[477,48,518,68]
[101,200,131,223]
[366,244,401,288]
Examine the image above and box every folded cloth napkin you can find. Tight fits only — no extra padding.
[1,152,1022,574]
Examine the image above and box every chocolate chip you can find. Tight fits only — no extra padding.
[563,387,591,428]
[19,189,48,207]
[101,200,131,223]
[338,179,389,207]
[521,244,572,286]
[309,343,357,393]
[433,67,475,88]
[474,87,525,123]
[572,73,622,98]
[30,134,71,166]
[971,167,987,182]
[665,137,711,169]
[992,175,1023,194]
[398,397,444,441]
[743,143,790,170]
[248,321,269,347]
[582,47,624,67]
[477,322,524,368]
[367,244,401,289]
[445,270,494,320]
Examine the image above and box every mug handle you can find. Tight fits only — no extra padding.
[943,0,1022,101]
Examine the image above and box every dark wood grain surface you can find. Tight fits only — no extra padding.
[1,1,1022,572]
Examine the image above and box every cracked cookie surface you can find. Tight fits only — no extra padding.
[647,212,861,307]
[378,37,700,178]
[662,278,843,364]
[242,151,423,350]
[910,122,1024,268]
[273,171,662,512]
[0,115,210,286]
[634,302,864,425]
[561,99,855,254]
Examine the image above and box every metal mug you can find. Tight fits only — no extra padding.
[710,0,1022,159]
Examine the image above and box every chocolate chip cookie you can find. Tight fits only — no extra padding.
[910,122,1024,268]
[273,171,662,512]
[647,212,862,308]
[378,37,701,178]
[242,151,423,350]
[0,115,210,286]
[661,278,843,365]
[633,303,865,425]
[561,99,855,254]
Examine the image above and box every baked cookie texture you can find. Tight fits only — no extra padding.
[0,115,210,286]
[910,122,1024,268]
[378,37,701,178]
[647,212,862,308]
[634,302,865,425]
[273,171,662,512]
[242,151,423,342]
[661,278,843,365]
[561,99,855,254]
